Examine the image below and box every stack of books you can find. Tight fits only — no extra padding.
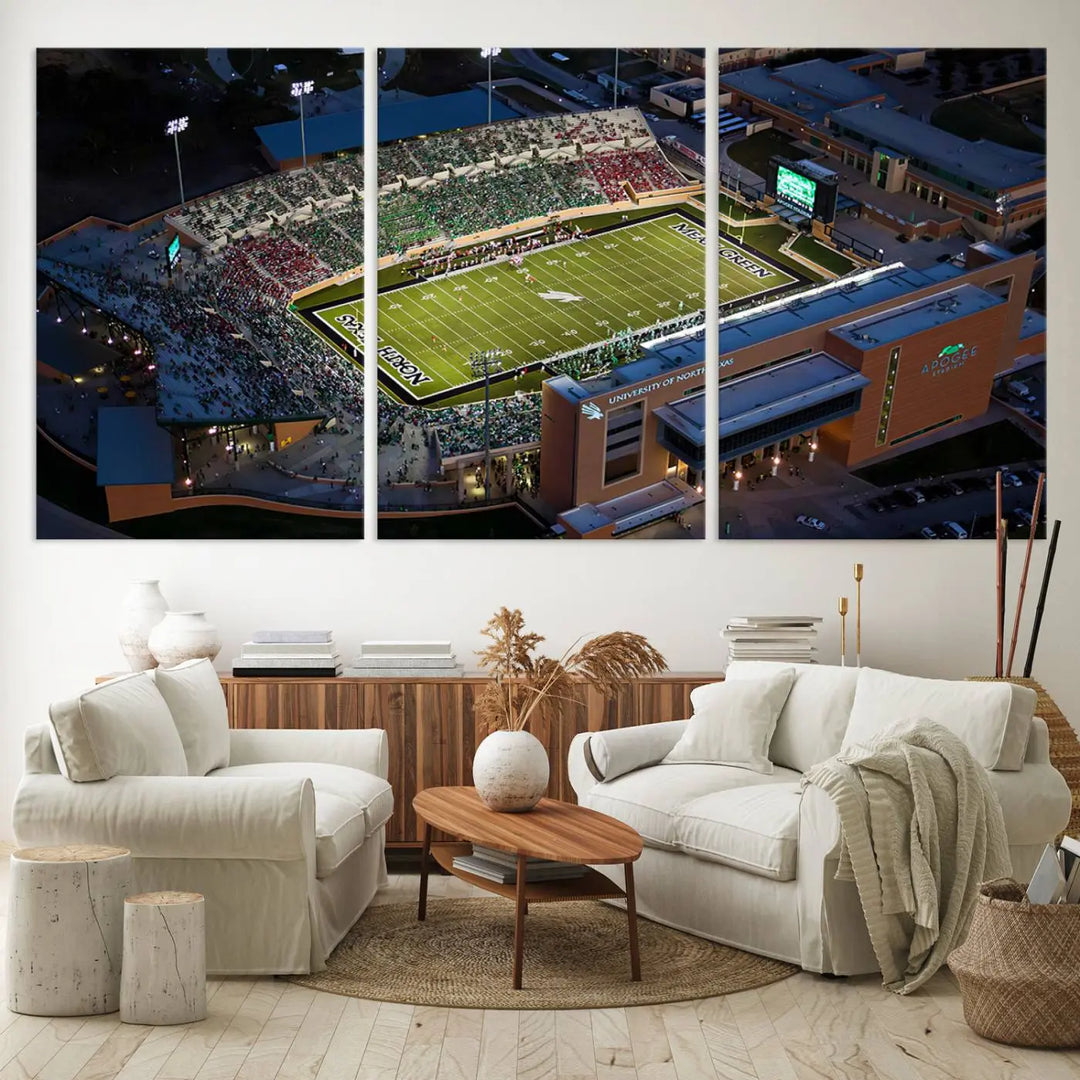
[347,641,463,678]
[451,844,587,885]
[232,631,341,677]
[723,616,822,664]
[1027,836,1080,904]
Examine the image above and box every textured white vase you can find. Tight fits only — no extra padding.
[118,580,168,671]
[472,729,550,812]
[148,611,222,669]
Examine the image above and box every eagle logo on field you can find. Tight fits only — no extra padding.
[539,290,585,303]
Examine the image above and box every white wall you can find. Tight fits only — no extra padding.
[1,0,1076,841]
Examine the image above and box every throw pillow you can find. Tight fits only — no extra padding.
[725,661,859,772]
[48,672,188,781]
[842,668,1036,771]
[663,669,796,773]
[151,658,230,775]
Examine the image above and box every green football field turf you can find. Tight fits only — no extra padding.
[302,211,796,404]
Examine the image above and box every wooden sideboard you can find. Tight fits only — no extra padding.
[221,673,720,846]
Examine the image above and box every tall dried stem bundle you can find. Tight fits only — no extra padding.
[475,607,667,733]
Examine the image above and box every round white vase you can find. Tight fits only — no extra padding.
[147,611,222,670]
[118,580,169,672]
[472,729,550,812]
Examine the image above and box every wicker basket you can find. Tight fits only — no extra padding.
[949,879,1080,1047]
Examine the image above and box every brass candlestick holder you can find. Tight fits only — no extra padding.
[853,563,864,667]
[838,596,849,667]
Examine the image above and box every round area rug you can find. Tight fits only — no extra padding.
[286,898,797,1009]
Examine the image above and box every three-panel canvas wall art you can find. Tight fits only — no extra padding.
[35,46,1047,540]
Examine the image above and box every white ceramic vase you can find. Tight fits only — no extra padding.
[118,580,169,672]
[472,729,550,812]
[147,611,222,670]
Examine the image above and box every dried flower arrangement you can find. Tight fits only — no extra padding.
[475,607,667,733]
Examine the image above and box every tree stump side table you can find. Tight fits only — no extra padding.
[120,891,207,1025]
[6,844,132,1016]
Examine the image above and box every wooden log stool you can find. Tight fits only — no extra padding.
[6,844,131,1015]
[120,891,207,1025]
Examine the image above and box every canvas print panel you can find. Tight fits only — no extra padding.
[363,48,707,539]
[36,49,366,538]
[716,47,1046,540]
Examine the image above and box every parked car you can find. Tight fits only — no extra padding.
[795,514,828,532]
[1002,472,1024,488]
[1020,468,1043,485]
[920,525,941,539]
[1011,508,1033,528]
[941,520,969,539]
[867,496,887,513]
[944,479,965,496]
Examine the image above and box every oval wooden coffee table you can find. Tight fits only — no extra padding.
[413,786,644,990]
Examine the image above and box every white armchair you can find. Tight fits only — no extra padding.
[13,663,393,975]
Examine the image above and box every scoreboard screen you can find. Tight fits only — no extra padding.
[167,234,181,268]
[775,165,817,214]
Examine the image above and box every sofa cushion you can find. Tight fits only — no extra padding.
[725,661,859,773]
[663,670,795,774]
[842,668,1035,771]
[313,792,369,877]
[676,783,802,881]
[583,762,802,850]
[211,762,394,837]
[48,672,188,782]
[151,659,230,776]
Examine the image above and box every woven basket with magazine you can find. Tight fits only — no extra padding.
[949,878,1080,1048]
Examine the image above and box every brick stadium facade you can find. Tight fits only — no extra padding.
[539,247,1043,536]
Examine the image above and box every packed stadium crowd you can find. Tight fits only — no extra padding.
[376,107,651,186]
[376,148,683,254]
[377,394,542,459]
[39,259,319,423]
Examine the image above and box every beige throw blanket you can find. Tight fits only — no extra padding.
[803,719,1011,994]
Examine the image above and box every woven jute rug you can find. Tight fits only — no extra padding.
[969,677,1080,838]
[287,898,796,1009]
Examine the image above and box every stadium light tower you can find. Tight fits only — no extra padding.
[165,116,189,207]
[469,348,504,498]
[480,48,501,123]
[291,80,315,169]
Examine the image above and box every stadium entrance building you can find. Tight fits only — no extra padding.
[539,243,1044,536]
[540,334,708,538]
[717,244,1042,469]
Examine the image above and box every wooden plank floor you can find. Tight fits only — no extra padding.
[1,853,1078,1080]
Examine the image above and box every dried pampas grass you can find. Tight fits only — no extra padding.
[476,607,666,733]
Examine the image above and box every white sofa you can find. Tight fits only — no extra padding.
[569,663,1072,976]
[12,661,393,976]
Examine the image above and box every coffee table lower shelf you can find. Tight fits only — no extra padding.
[430,842,627,903]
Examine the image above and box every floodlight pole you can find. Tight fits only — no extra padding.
[480,48,501,124]
[613,48,619,108]
[470,348,503,499]
[165,117,189,208]
[299,92,307,168]
[292,81,314,169]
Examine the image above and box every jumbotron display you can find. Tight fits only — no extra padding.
[765,156,839,225]
[775,164,816,213]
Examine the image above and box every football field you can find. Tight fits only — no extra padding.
[301,211,796,404]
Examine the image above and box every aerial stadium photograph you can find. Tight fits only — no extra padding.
[350,47,709,539]
[713,46,1047,541]
[36,48,368,538]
